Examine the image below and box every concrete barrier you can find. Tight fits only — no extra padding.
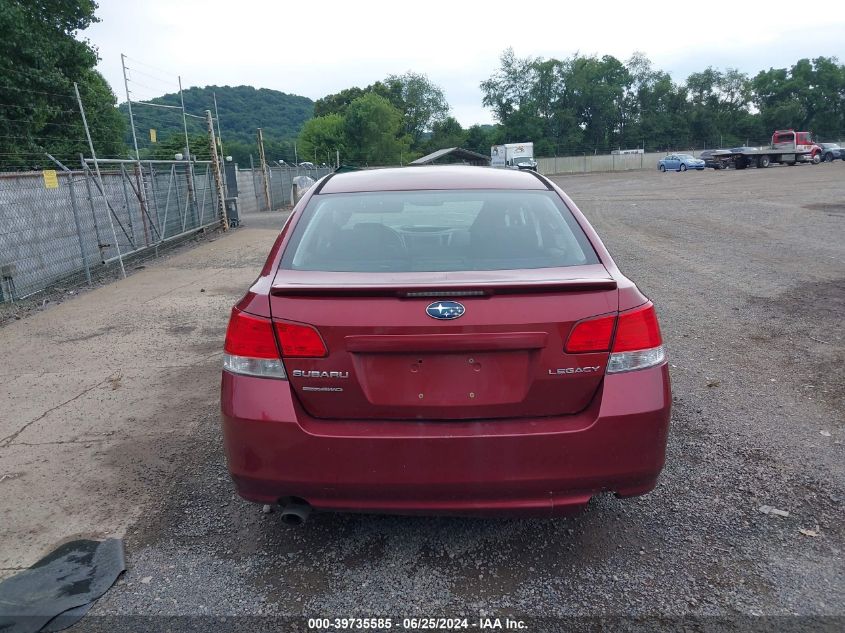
[537,152,667,175]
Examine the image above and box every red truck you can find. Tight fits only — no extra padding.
[728,130,822,169]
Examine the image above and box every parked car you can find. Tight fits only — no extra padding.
[699,149,731,170]
[818,143,843,162]
[658,154,705,172]
[298,161,316,169]
[221,166,671,523]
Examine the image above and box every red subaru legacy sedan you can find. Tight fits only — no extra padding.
[221,166,670,524]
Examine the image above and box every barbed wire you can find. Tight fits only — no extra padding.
[0,102,79,114]
[0,133,91,142]
[123,65,180,87]
[0,84,77,100]
[1,117,82,127]
[122,55,179,80]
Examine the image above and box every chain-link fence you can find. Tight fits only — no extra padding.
[237,163,333,214]
[0,158,223,303]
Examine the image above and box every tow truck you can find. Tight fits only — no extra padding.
[711,130,822,169]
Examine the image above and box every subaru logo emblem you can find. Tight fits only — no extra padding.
[426,300,465,320]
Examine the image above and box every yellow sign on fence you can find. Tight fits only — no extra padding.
[43,170,59,190]
[150,128,157,143]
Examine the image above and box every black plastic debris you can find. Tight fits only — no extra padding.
[0,539,125,633]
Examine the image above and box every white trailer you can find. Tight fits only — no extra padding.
[491,143,537,170]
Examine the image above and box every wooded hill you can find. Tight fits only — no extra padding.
[118,85,314,151]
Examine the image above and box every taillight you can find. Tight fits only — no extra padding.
[565,313,616,353]
[222,309,286,379]
[224,309,279,358]
[607,303,665,374]
[274,322,327,358]
[612,303,662,352]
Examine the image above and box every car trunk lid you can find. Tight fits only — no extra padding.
[270,265,617,420]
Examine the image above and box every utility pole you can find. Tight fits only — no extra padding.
[121,54,141,162]
[213,92,224,158]
[75,82,126,278]
[257,128,272,212]
[213,92,225,186]
[120,53,149,239]
[206,110,228,230]
[178,75,196,221]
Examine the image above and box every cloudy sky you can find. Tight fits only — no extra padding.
[86,0,845,127]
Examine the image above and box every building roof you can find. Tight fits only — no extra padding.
[408,147,491,166]
[319,165,546,194]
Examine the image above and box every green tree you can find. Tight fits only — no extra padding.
[73,68,125,156]
[383,72,449,147]
[482,50,632,153]
[464,124,502,154]
[624,53,690,150]
[753,57,845,138]
[222,139,254,166]
[144,132,210,161]
[317,74,449,150]
[298,114,346,164]
[343,93,409,165]
[313,81,397,118]
[480,48,537,123]
[424,116,466,152]
[0,0,126,169]
[676,66,763,146]
[264,138,297,165]
[314,86,368,118]
[482,49,798,154]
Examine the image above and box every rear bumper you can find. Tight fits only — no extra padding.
[220,364,671,517]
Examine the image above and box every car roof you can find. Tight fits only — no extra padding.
[319,165,547,194]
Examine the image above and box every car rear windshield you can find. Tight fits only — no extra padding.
[280,189,599,272]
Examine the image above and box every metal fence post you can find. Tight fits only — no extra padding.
[81,156,105,261]
[119,164,136,244]
[68,172,92,285]
[147,161,162,241]
[249,154,260,210]
[173,164,184,234]
[178,75,197,225]
[75,82,126,278]
[46,153,92,286]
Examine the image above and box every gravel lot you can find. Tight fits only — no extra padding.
[3,164,843,631]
